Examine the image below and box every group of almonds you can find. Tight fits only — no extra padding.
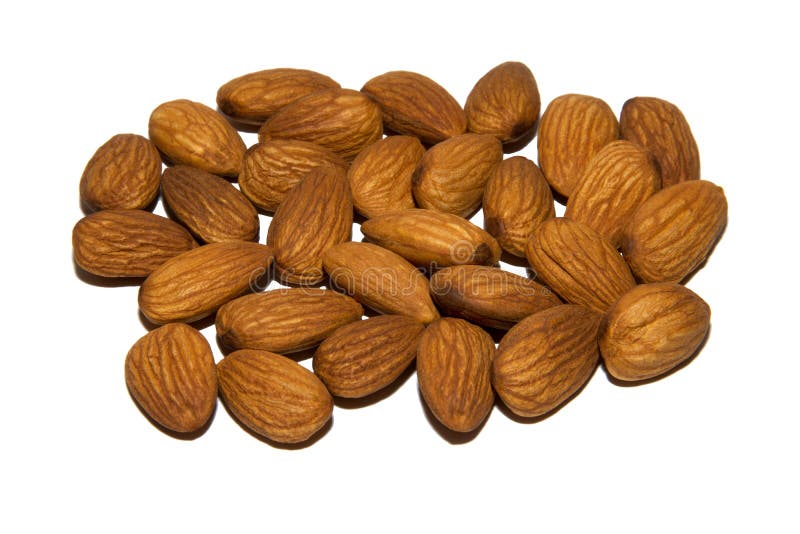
[73,62,727,443]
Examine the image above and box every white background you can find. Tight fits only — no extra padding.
[1,1,798,532]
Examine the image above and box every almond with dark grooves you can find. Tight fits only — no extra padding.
[599,283,710,381]
[139,241,273,324]
[525,218,636,314]
[161,165,259,243]
[217,349,333,444]
[148,99,246,177]
[266,165,352,285]
[417,318,495,433]
[313,315,425,398]
[125,323,217,433]
[493,305,600,418]
[79,134,162,212]
[322,242,439,324]
[216,288,363,354]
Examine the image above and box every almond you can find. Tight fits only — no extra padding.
[266,165,352,285]
[599,283,710,381]
[217,349,333,443]
[161,165,259,243]
[621,180,727,283]
[361,208,501,269]
[620,96,700,187]
[139,241,273,324]
[125,323,217,433]
[361,71,466,145]
[72,209,197,278]
[537,94,620,198]
[525,218,636,314]
[483,156,554,257]
[411,133,502,218]
[429,265,561,330]
[493,305,600,418]
[259,88,382,160]
[347,135,424,219]
[322,242,439,324]
[79,134,162,212]
[416,318,495,433]
[148,99,246,177]
[313,315,425,398]
[216,288,363,353]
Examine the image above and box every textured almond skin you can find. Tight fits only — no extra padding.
[483,156,555,257]
[216,288,363,353]
[79,134,162,212]
[267,166,352,285]
[239,140,348,212]
[313,315,424,398]
[537,94,620,198]
[525,218,636,314]
[139,241,273,324]
[217,349,333,444]
[125,323,217,433]
[565,141,661,247]
[620,96,700,187]
[412,133,503,218]
[259,89,382,160]
[493,305,600,418]
[621,180,727,283]
[161,165,259,243]
[347,135,424,219]
[361,71,466,145]
[417,318,495,433]
[430,265,561,330]
[73,209,197,278]
[361,209,501,269]
[148,99,246,177]
[322,242,439,324]
[465,61,540,152]
[217,68,340,126]
[599,283,710,381]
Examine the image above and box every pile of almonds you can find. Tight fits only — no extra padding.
[73,63,727,443]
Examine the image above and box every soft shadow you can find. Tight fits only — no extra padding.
[502,120,539,154]
[138,310,217,333]
[74,259,144,288]
[334,364,416,410]
[217,108,262,134]
[552,190,568,207]
[500,250,529,268]
[128,388,216,441]
[679,222,728,285]
[418,388,490,444]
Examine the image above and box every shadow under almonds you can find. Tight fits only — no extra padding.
[73,259,144,288]
[418,388,490,445]
[128,388,216,441]
[333,364,417,410]
[139,309,217,333]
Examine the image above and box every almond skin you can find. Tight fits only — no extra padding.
[412,133,503,218]
[537,94,620,198]
[465,61,540,152]
[259,88,383,160]
[322,242,439,324]
[79,134,162,212]
[599,283,710,381]
[525,218,636,314]
[361,208,501,269]
[620,96,700,187]
[216,68,340,127]
[73,209,197,278]
[217,349,333,444]
[347,135,424,219]
[148,99,246,177]
[621,180,727,283]
[565,140,661,247]
[361,71,467,145]
[429,265,561,330]
[239,139,348,212]
[216,288,364,354]
[483,156,554,257]
[493,305,600,418]
[161,165,259,244]
[139,241,273,324]
[417,318,495,433]
[266,165,352,285]
[313,315,425,398]
[125,323,217,433]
